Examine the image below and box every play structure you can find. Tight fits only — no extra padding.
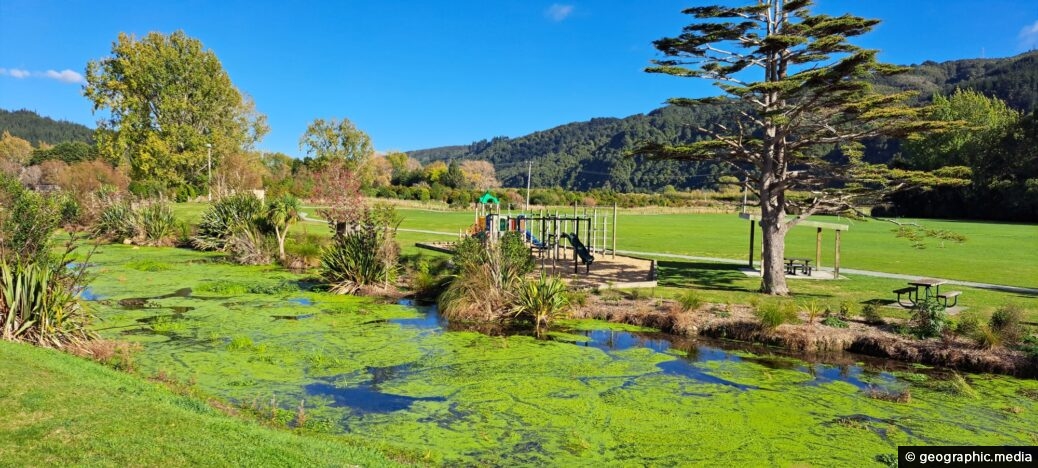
[465,192,618,275]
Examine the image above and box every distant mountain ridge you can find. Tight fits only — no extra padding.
[0,109,94,146]
[409,51,1038,192]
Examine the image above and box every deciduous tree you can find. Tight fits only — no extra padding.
[460,160,501,190]
[84,31,268,188]
[0,131,33,166]
[637,0,965,295]
[299,118,373,172]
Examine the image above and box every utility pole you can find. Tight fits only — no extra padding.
[206,143,212,201]
[525,160,532,212]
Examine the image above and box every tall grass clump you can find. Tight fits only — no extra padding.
[192,193,263,251]
[755,302,798,330]
[677,289,703,312]
[989,304,1025,345]
[92,195,178,246]
[321,206,400,294]
[512,275,569,336]
[439,232,534,322]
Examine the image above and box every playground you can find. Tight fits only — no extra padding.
[416,192,657,289]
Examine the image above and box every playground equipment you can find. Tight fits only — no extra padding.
[465,192,617,275]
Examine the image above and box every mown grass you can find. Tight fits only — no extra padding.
[379,206,1037,287]
[173,201,1038,314]
[0,341,408,467]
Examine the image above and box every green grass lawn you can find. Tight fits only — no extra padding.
[0,341,408,467]
[381,206,1037,288]
[172,201,1037,316]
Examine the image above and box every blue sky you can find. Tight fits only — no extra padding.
[2,0,1036,156]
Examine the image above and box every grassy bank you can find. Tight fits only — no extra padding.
[0,340,407,467]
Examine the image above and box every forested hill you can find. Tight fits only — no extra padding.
[875,51,1038,112]
[0,109,94,145]
[409,51,1038,192]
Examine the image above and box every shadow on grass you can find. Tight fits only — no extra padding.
[656,261,752,292]
[657,260,844,299]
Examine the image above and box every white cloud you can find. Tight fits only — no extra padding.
[0,67,84,84]
[545,3,574,22]
[1020,20,1038,50]
[44,69,85,84]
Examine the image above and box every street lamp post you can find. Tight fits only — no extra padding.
[205,143,212,201]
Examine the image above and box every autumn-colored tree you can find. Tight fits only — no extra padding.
[368,156,394,188]
[0,131,33,166]
[423,161,448,184]
[311,160,365,238]
[213,151,269,197]
[460,160,501,190]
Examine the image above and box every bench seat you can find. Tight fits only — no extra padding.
[937,290,962,307]
[893,287,916,307]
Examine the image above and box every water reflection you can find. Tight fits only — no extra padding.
[305,365,444,414]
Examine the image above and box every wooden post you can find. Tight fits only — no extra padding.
[592,209,598,254]
[612,203,617,259]
[748,219,755,268]
[834,230,842,279]
[815,227,822,270]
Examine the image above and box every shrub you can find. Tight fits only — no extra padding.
[862,303,884,325]
[1,247,95,348]
[512,275,570,336]
[838,301,855,319]
[567,289,589,308]
[284,232,327,269]
[990,304,1025,345]
[954,310,984,337]
[821,315,849,328]
[912,298,949,339]
[321,210,399,294]
[678,289,703,312]
[821,303,850,328]
[439,234,533,322]
[0,174,63,263]
[756,302,798,330]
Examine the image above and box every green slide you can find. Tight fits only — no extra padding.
[563,233,595,266]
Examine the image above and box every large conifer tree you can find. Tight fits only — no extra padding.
[638,0,964,295]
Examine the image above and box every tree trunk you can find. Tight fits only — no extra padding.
[275,226,286,261]
[759,216,788,295]
[758,187,789,295]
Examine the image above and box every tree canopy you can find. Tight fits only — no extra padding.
[636,0,966,295]
[84,31,268,189]
[298,118,373,172]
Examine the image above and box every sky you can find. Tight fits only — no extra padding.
[1,0,1037,156]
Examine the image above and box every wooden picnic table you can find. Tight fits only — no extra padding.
[784,257,812,276]
[894,278,961,308]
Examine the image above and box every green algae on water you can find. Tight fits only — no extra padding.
[84,245,1038,466]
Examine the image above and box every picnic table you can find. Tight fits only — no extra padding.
[784,257,812,276]
[893,278,962,308]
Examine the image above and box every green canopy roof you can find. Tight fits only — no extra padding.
[478,192,499,205]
